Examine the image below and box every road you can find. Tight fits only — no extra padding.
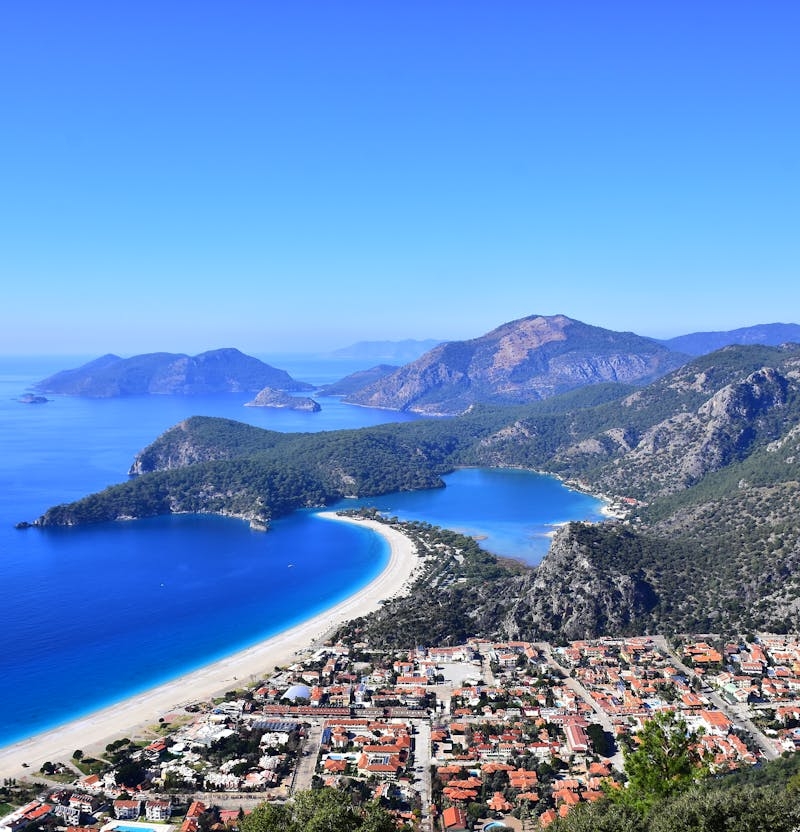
[290,720,324,793]
[651,635,778,761]
[536,643,625,770]
[411,719,433,832]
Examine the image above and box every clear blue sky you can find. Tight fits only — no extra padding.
[1,2,797,355]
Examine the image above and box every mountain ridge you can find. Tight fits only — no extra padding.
[342,314,686,414]
[329,339,441,362]
[31,342,800,636]
[34,348,312,397]
[659,322,800,356]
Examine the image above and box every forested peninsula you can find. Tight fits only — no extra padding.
[31,344,800,637]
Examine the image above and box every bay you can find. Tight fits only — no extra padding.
[0,355,417,747]
[0,354,602,749]
[331,466,605,563]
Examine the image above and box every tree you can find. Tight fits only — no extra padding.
[115,758,146,788]
[586,723,614,758]
[358,802,396,832]
[240,789,395,832]
[549,802,645,832]
[608,711,708,815]
[240,802,292,832]
[648,785,800,832]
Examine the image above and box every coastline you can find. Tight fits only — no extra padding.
[0,512,419,780]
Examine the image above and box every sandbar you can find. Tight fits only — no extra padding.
[0,512,418,780]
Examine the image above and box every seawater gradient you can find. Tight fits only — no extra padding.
[0,355,602,748]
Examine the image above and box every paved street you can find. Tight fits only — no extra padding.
[651,635,778,761]
[290,720,324,793]
[412,719,433,832]
[537,643,625,770]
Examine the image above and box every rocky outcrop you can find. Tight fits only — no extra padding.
[244,387,320,411]
[128,417,283,475]
[34,348,312,397]
[499,524,660,640]
[344,314,685,414]
[575,366,791,497]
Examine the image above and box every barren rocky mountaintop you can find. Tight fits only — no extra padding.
[342,314,686,414]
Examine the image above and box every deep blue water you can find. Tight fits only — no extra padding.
[0,355,602,748]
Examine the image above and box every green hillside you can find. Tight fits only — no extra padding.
[33,344,800,636]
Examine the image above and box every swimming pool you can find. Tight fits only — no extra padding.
[102,823,172,832]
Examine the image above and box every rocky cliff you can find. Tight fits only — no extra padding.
[344,314,686,414]
[508,524,660,639]
[558,364,792,498]
[128,417,286,475]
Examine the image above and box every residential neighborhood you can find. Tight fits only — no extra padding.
[2,633,799,832]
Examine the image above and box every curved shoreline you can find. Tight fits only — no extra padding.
[0,513,419,780]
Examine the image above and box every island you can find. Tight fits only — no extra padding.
[33,348,312,397]
[244,386,321,411]
[18,393,49,404]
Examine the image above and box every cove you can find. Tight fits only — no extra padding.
[330,466,606,564]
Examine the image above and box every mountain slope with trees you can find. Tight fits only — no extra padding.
[31,344,800,636]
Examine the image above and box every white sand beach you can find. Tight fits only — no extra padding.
[0,513,418,780]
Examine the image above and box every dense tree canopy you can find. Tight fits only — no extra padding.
[240,789,397,832]
[609,711,709,814]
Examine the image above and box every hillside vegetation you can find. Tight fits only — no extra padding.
[33,344,800,636]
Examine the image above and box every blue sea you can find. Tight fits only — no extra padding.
[0,355,603,749]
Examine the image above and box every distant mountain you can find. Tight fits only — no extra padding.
[660,322,800,356]
[329,339,441,363]
[317,364,399,397]
[343,314,687,414]
[35,348,313,397]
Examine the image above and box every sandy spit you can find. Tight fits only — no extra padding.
[0,512,418,779]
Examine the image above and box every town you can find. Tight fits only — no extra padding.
[3,631,799,832]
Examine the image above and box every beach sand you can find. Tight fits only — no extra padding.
[0,512,418,780]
